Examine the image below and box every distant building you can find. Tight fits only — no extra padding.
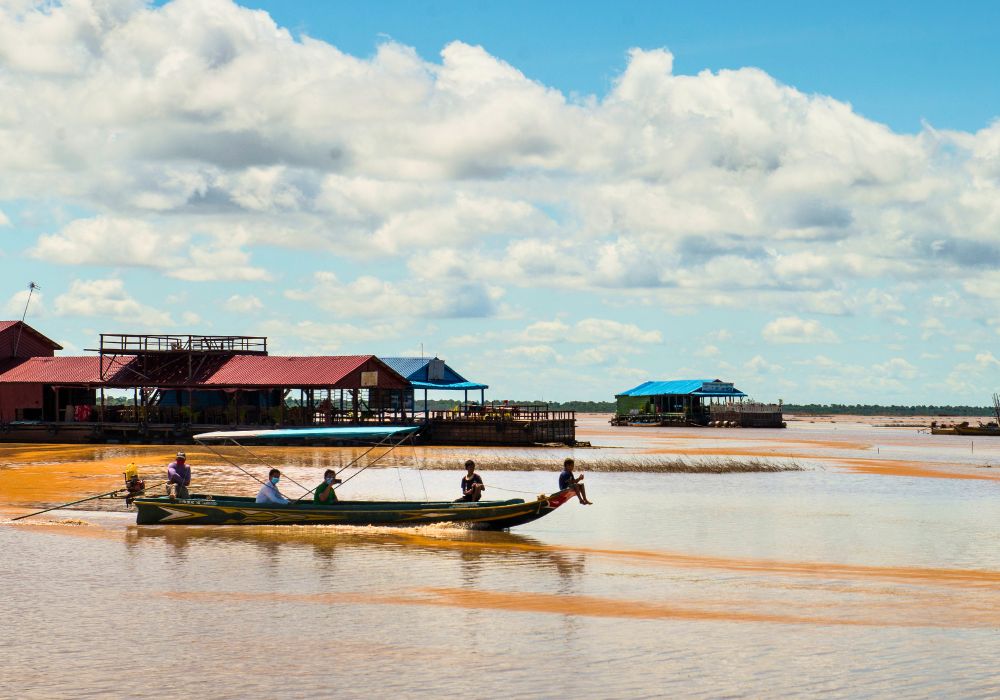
[614,378,784,428]
[615,379,746,425]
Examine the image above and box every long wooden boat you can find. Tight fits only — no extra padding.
[931,423,1000,436]
[134,490,576,529]
[133,425,577,530]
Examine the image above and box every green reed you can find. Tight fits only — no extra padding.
[387,455,802,474]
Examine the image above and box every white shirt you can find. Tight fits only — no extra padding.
[256,480,289,505]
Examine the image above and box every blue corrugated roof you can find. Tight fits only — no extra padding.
[617,379,746,398]
[379,357,488,391]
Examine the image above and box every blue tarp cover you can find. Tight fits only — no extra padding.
[194,425,420,441]
[410,380,488,391]
[617,379,747,398]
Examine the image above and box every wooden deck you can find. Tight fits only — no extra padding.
[0,403,577,446]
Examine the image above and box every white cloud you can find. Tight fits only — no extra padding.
[31,217,270,281]
[744,355,782,375]
[920,317,949,340]
[5,288,45,317]
[761,316,839,344]
[259,319,405,353]
[974,352,1000,368]
[223,294,264,313]
[32,218,187,268]
[506,345,561,362]
[0,0,995,306]
[53,279,173,327]
[286,271,505,320]
[3,0,1000,402]
[874,357,918,379]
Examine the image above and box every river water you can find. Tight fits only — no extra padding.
[2,416,999,698]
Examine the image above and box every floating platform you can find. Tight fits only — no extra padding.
[0,412,577,447]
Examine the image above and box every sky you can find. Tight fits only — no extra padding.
[2,0,1000,404]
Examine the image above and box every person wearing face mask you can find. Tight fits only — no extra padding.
[255,468,289,505]
[313,468,342,504]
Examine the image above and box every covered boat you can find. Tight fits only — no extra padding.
[132,425,576,530]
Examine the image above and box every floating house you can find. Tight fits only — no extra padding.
[0,324,575,445]
[614,379,784,428]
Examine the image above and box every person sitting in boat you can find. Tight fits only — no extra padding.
[166,451,191,501]
[314,469,342,504]
[256,468,289,505]
[456,460,485,502]
[560,458,592,505]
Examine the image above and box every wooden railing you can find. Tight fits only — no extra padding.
[99,334,268,354]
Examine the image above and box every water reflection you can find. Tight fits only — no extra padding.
[126,525,587,583]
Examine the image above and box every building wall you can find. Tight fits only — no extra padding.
[615,395,651,415]
[339,358,411,390]
[0,326,57,358]
[0,383,43,421]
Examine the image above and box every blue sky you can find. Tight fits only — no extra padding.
[2,0,1000,404]
[241,0,1000,133]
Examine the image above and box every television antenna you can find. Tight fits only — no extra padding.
[12,282,40,357]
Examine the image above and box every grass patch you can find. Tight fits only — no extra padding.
[390,455,801,474]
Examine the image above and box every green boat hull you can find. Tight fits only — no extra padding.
[133,489,576,530]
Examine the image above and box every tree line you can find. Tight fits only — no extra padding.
[781,404,995,416]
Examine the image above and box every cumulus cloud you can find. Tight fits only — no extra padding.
[258,319,405,353]
[761,316,839,344]
[223,294,263,313]
[286,271,505,320]
[874,357,918,380]
[3,0,1000,400]
[5,287,45,317]
[53,278,173,326]
[518,318,661,347]
[1,0,996,306]
[31,216,270,281]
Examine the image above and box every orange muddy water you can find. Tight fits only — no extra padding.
[2,415,999,698]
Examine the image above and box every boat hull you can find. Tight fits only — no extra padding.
[931,426,1000,436]
[133,489,576,530]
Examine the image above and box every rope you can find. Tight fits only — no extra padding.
[11,478,167,521]
[229,439,313,495]
[417,465,428,501]
[396,466,407,500]
[411,432,428,500]
[481,483,540,495]
[334,432,416,490]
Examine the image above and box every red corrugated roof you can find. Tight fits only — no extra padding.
[0,354,410,388]
[0,356,102,383]
[203,355,398,388]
